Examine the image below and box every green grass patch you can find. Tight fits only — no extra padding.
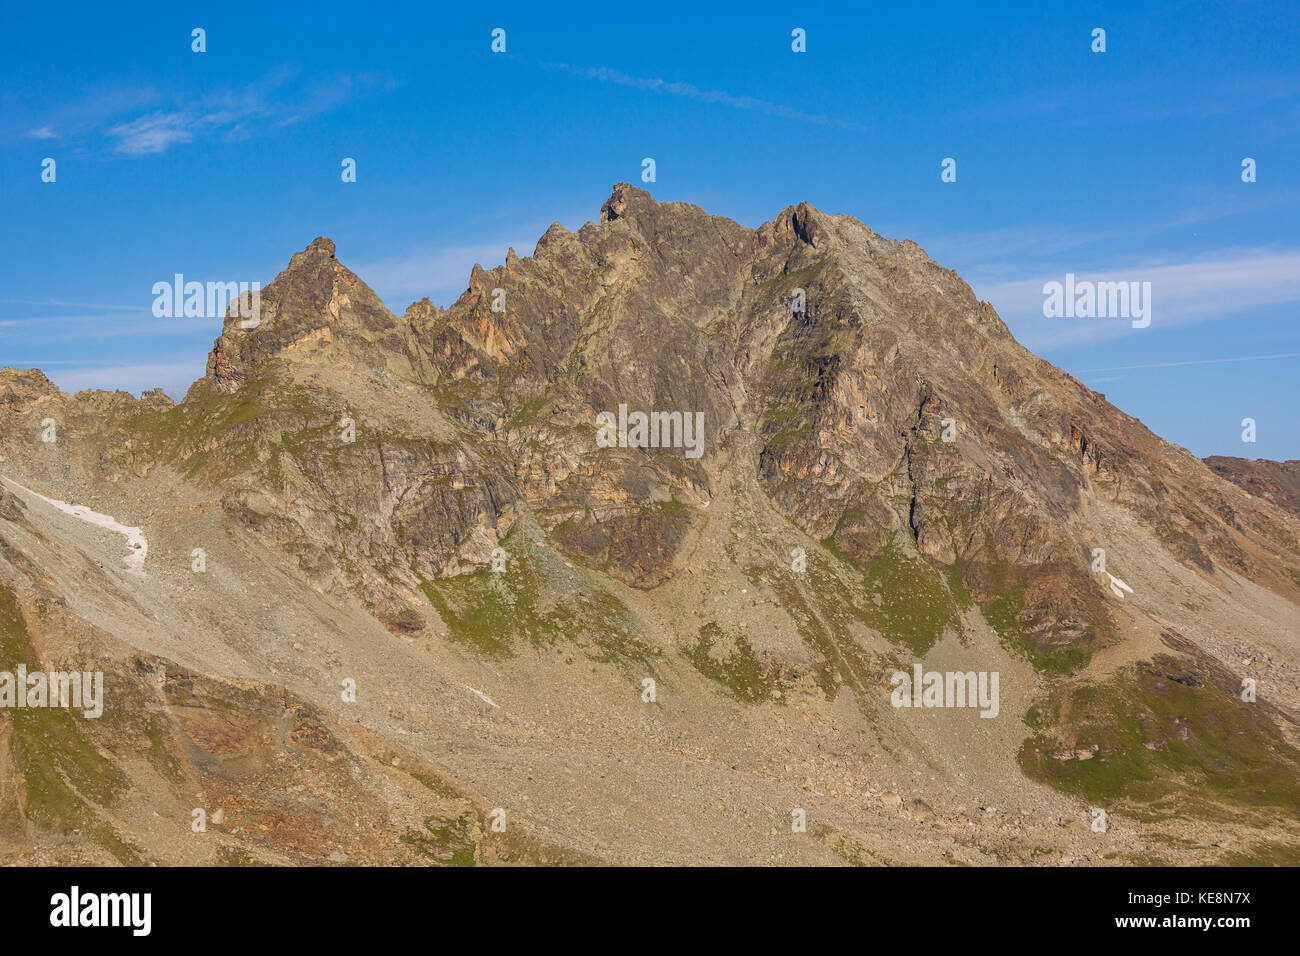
[684,622,788,704]
[0,586,139,863]
[420,526,654,669]
[860,535,961,655]
[401,812,478,866]
[1019,653,1300,819]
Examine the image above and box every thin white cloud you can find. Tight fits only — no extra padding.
[923,224,1125,279]
[107,111,197,154]
[19,71,395,157]
[924,192,1300,281]
[541,61,868,132]
[354,235,544,307]
[46,361,205,398]
[1080,375,1125,385]
[0,315,218,341]
[1,298,147,312]
[0,313,145,329]
[1164,188,1300,228]
[967,75,1300,127]
[975,248,1300,349]
[4,86,160,143]
[1074,352,1300,374]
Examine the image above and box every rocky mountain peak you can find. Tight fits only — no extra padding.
[200,236,413,394]
[599,182,655,223]
[2,186,1299,866]
[291,235,337,262]
[789,201,828,247]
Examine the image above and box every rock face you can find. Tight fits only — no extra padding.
[1,185,1298,866]
[203,236,423,393]
[189,183,1297,653]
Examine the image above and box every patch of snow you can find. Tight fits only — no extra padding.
[2,477,147,577]
[1105,572,1133,599]
[464,684,499,708]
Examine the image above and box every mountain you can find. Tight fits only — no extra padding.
[1206,457,1300,519]
[1,184,1298,865]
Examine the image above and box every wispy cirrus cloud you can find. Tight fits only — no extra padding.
[15,70,396,156]
[0,299,215,342]
[965,75,1300,127]
[354,233,547,307]
[923,188,1300,282]
[539,61,868,132]
[106,112,198,154]
[0,317,212,340]
[1075,352,1300,374]
[975,248,1300,350]
[15,85,161,143]
[1,298,144,312]
[45,360,205,399]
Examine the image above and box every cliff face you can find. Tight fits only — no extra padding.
[185,183,1300,656]
[1,185,1297,865]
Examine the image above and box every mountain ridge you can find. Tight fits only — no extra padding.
[1,184,1297,865]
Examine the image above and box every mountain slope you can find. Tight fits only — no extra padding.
[1206,456,1300,519]
[1,185,1297,865]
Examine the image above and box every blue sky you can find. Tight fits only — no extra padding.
[2,1,1297,459]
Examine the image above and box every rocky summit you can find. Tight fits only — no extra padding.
[1,184,1298,865]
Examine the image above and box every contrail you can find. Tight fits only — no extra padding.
[1076,351,1300,374]
[539,61,868,132]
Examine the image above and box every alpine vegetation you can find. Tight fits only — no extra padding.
[1,183,1298,870]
